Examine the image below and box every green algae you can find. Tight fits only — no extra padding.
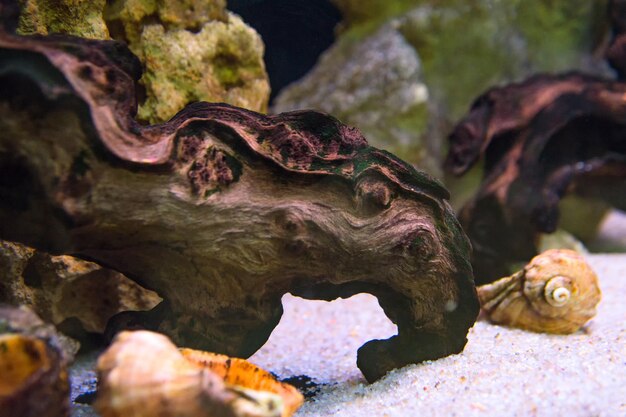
[332,0,420,38]
[17,0,109,39]
[103,0,227,50]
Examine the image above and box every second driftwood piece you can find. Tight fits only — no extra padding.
[0,33,478,382]
[446,0,626,283]
[445,73,626,283]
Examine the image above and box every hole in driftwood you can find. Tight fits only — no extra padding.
[249,293,397,385]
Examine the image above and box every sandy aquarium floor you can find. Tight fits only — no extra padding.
[71,253,626,417]
[248,254,626,417]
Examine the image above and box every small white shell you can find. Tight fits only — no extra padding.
[545,277,571,307]
[477,249,601,334]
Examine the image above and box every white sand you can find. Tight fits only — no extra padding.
[590,210,626,252]
[250,254,626,417]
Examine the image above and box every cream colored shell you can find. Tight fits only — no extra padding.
[477,249,601,334]
[95,331,302,417]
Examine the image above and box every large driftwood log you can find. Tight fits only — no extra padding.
[445,72,626,284]
[0,33,478,382]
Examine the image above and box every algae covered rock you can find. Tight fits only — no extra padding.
[128,13,269,123]
[16,0,109,39]
[331,0,416,32]
[103,0,227,46]
[275,0,609,175]
[104,0,269,123]
[12,0,270,124]
[397,0,609,120]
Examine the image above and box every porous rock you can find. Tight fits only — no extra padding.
[0,240,161,334]
[16,0,109,39]
[105,1,269,123]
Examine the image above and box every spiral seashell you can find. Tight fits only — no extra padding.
[94,330,303,417]
[477,249,601,334]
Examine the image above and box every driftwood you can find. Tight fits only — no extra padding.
[0,32,478,382]
[445,72,626,284]
[444,2,626,284]
[445,0,626,285]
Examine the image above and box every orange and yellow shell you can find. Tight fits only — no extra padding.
[180,349,303,417]
[477,249,601,334]
[0,333,69,417]
[94,330,303,417]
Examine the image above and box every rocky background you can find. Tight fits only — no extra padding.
[272,0,610,202]
[2,0,622,341]
[12,0,611,184]
[262,0,625,255]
